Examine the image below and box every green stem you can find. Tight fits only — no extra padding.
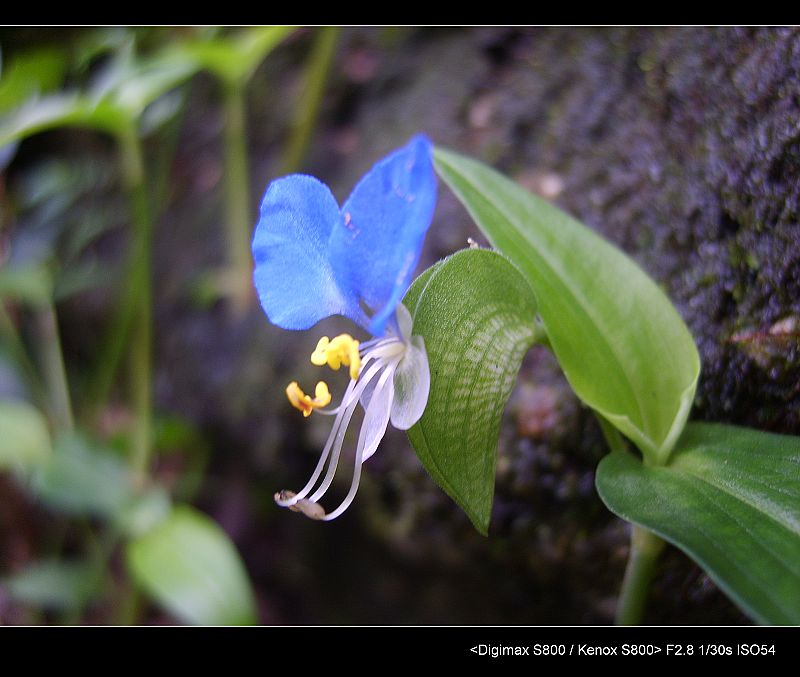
[34,302,74,432]
[615,524,666,625]
[595,412,667,625]
[222,81,254,316]
[597,414,626,454]
[86,135,147,413]
[117,123,153,488]
[280,26,339,174]
[115,582,144,626]
[0,302,47,409]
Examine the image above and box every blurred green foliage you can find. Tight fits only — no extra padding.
[0,25,324,626]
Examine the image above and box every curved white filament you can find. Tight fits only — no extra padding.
[322,360,398,520]
[276,302,429,521]
[276,360,384,507]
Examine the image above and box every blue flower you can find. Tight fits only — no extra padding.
[253,134,436,337]
[252,135,436,520]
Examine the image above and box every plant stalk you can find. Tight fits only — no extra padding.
[615,524,666,625]
[0,301,47,409]
[280,26,339,174]
[596,412,667,625]
[34,301,74,432]
[117,123,153,488]
[597,414,626,454]
[222,81,254,316]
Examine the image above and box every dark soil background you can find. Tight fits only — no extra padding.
[4,26,799,625]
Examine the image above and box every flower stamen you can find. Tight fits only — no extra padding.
[276,303,428,522]
[285,380,332,417]
[275,358,388,516]
[310,334,361,379]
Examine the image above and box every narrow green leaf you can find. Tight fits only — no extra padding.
[3,559,101,611]
[434,147,700,463]
[0,399,51,471]
[0,48,67,112]
[104,56,195,119]
[0,94,128,146]
[54,260,115,302]
[0,54,195,146]
[170,26,296,85]
[596,422,800,625]
[0,263,53,306]
[30,431,133,518]
[405,249,540,534]
[126,505,258,626]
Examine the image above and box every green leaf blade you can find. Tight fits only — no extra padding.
[0,399,51,471]
[169,26,296,85]
[0,263,53,306]
[0,94,127,147]
[596,422,800,625]
[31,432,133,519]
[434,147,700,462]
[3,559,101,611]
[405,249,539,534]
[126,505,258,626]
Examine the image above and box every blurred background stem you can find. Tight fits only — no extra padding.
[115,122,153,488]
[0,302,47,409]
[222,80,253,316]
[34,301,73,432]
[280,26,339,174]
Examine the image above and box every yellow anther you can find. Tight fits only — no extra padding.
[286,380,331,417]
[309,333,361,380]
[310,337,330,366]
[346,339,361,380]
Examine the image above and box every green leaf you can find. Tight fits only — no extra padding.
[0,47,67,113]
[126,505,258,626]
[0,52,195,146]
[170,26,296,85]
[0,263,53,306]
[0,94,128,146]
[3,559,102,611]
[54,260,115,302]
[100,55,195,120]
[434,147,700,464]
[114,486,172,538]
[0,399,51,471]
[30,431,134,518]
[404,249,540,534]
[596,422,800,625]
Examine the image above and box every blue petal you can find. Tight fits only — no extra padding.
[333,134,437,335]
[252,175,363,330]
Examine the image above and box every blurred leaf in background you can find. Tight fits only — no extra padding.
[126,505,258,626]
[3,559,103,613]
[0,399,51,472]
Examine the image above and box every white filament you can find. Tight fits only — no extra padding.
[321,361,398,521]
[275,303,428,521]
[275,359,384,507]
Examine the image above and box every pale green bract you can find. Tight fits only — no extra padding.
[404,249,541,534]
